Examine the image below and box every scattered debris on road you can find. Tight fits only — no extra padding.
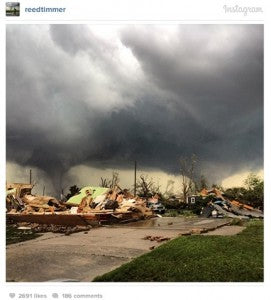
[143,235,171,243]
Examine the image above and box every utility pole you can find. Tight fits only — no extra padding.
[42,186,45,196]
[134,161,137,196]
[29,169,32,184]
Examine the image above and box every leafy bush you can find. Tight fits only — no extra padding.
[179,210,196,217]
[164,210,179,217]
[162,199,187,210]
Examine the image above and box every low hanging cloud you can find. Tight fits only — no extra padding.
[6,24,263,192]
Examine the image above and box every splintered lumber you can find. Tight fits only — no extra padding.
[143,235,171,243]
[7,183,155,226]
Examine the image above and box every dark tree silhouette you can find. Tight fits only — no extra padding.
[66,185,80,200]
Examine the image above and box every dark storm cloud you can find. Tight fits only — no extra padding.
[6,25,263,185]
[120,25,263,122]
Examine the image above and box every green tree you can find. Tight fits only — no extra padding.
[243,173,264,209]
[224,187,246,200]
[244,173,263,191]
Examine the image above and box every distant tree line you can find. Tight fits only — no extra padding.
[64,155,263,210]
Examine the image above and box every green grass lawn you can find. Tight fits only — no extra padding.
[6,225,42,245]
[93,220,263,282]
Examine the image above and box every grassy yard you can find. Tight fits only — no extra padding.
[6,225,42,245]
[93,220,263,282]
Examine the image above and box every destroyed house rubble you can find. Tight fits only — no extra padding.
[199,188,263,219]
[6,183,155,227]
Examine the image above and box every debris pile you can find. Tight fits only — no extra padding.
[66,185,154,220]
[6,183,155,227]
[7,220,92,236]
[6,183,66,214]
[10,222,92,235]
[200,188,263,219]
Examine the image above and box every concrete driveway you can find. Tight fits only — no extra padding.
[6,217,231,282]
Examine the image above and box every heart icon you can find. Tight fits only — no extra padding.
[9,293,15,298]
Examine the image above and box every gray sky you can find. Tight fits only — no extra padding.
[6,25,263,194]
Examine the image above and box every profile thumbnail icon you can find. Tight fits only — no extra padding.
[6,2,20,17]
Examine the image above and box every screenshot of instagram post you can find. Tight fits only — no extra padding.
[1,1,270,300]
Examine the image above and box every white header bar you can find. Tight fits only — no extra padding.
[4,0,266,22]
